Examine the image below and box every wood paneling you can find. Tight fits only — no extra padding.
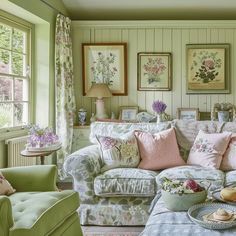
[72,21,236,120]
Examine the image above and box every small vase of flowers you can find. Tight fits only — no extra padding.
[152,100,167,123]
[160,177,207,211]
[26,125,61,151]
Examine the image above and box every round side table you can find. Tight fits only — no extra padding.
[21,147,61,165]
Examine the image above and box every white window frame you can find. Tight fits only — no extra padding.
[0,11,33,134]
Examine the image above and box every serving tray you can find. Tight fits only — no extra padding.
[188,202,236,230]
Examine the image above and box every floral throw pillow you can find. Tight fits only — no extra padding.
[96,134,140,172]
[187,130,231,169]
[0,172,15,195]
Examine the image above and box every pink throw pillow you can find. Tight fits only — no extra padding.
[0,172,15,195]
[187,130,231,169]
[220,134,236,171]
[134,128,185,170]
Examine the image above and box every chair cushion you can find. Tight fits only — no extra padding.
[156,165,225,192]
[9,190,79,236]
[94,168,159,197]
[225,170,236,186]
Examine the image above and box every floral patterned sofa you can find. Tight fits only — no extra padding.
[64,120,236,226]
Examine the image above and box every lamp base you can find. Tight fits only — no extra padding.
[95,98,108,119]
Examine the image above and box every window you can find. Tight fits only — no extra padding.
[0,15,31,129]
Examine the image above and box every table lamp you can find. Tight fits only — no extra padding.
[86,83,112,119]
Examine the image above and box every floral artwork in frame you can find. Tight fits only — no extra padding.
[186,44,230,94]
[82,43,127,96]
[137,52,172,91]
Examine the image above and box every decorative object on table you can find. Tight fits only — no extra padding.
[211,102,236,122]
[137,52,172,91]
[111,112,116,119]
[186,44,230,94]
[188,203,236,229]
[136,111,155,123]
[177,108,199,121]
[78,108,87,125]
[212,188,236,205]
[26,125,61,152]
[86,83,112,119]
[152,100,167,123]
[160,178,207,211]
[82,43,127,95]
[90,113,96,123]
[119,106,139,122]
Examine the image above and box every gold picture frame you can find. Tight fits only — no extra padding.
[137,52,172,91]
[177,108,199,121]
[186,44,230,94]
[119,106,139,122]
[82,43,127,96]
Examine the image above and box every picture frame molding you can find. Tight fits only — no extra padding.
[137,52,172,91]
[186,43,230,94]
[82,43,128,96]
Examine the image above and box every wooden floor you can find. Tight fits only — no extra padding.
[82,226,144,236]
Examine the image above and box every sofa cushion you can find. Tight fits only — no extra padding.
[135,128,185,170]
[94,168,159,197]
[221,135,236,171]
[225,171,236,186]
[9,190,79,236]
[96,134,140,172]
[156,166,225,192]
[187,130,231,169]
[90,121,171,144]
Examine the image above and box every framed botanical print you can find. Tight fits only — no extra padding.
[137,52,172,91]
[82,43,127,96]
[186,44,230,94]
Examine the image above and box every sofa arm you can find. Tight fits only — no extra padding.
[64,145,102,203]
[0,196,13,236]
[0,165,57,192]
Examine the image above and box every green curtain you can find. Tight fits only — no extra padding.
[55,14,75,179]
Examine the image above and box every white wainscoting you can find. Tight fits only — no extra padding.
[72,20,236,120]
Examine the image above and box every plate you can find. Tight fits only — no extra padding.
[212,189,236,206]
[136,112,155,123]
[188,202,236,229]
[26,142,62,152]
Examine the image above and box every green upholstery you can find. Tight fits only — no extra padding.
[0,165,58,192]
[0,165,83,236]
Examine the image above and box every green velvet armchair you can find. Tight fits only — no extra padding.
[0,165,83,236]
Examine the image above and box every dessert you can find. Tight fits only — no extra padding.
[212,208,232,221]
[220,187,236,202]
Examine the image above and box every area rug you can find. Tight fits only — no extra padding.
[82,226,143,236]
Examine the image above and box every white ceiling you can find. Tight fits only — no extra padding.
[62,0,236,20]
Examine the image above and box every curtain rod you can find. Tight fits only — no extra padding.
[40,0,63,15]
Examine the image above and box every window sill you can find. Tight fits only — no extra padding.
[0,126,28,142]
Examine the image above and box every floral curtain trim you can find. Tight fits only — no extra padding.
[55,14,76,179]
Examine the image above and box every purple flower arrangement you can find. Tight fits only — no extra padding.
[27,125,60,148]
[152,100,167,114]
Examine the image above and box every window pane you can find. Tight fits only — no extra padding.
[0,49,10,74]
[0,77,13,101]
[0,23,11,49]
[14,103,28,126]
[14,78,28,101]
[0,103,13,128]
[12,52,23,76]
[12,28,25,53]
